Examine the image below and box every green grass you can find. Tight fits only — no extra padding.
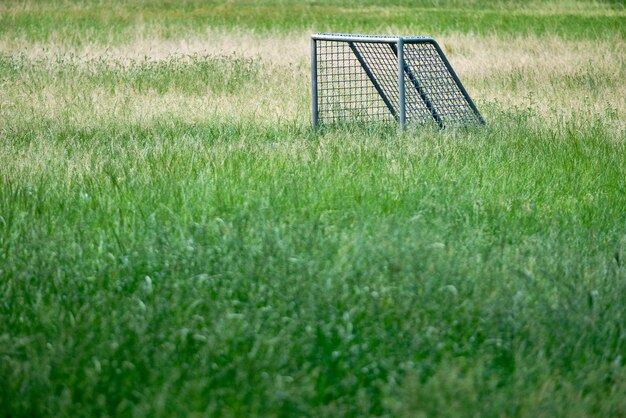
[1,0,626,417]
[2,115,625,417]
[1,0,625,44]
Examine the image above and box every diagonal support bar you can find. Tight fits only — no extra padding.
[390,43,444,128]
[348,42,397,120]
[429,42,485,125]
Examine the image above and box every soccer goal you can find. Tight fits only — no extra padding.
[311,33,484,129]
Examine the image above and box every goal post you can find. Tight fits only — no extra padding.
[311,33,484,129]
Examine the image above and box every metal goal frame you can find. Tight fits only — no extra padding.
[311,33,484,129]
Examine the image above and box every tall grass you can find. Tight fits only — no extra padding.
[0,54,260,95]
[1,114,625,416]
[1,0,625,417]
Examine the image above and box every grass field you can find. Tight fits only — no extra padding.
[1,1,625,417]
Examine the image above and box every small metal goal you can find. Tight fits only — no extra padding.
[311,33,484,129]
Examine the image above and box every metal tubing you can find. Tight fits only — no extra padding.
[312,33,433,44]
[311,37,318,130]
[348,42,397,119]
[314,33,401,43]
[397,39,406,129]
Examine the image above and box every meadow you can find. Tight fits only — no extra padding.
[1,1,625,416]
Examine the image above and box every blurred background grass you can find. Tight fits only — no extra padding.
[1,0,625,44]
